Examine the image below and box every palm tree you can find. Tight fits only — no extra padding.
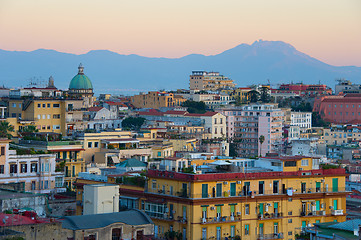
[0,121,14,139]
[258,135,265,157]
[20,125,38,133]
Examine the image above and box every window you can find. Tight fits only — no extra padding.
[47,103,50,108]
[245,224,249,235]
[288,219,292,223]
[0,165,4,174]
[47,114,51,119]
[38,103,41,108]
[94,142,99,148]
[284,161,296,167]
[53,125,60,130]
[20,163,27,173]
[31,163,38,172]
[11,113,16,118]
[31,181,36,190]
[44,180,49,189]
[245,204,249,215]
[10,164,17,173]
[53,104,60,108]
[72,166,75,177]
[202,184,208,198]
[0,147,4,155]
[157,151,161,157]
[53,114,60,119]
[301,159,309,166]
[55,177,63,187]
[216,183,222,197]
[112,228,122,240]
[42,114,46,119]
[288,231,292,236]
[88,142,92,148]
[151,180,156,189]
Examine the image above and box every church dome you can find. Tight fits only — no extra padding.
[69,64,93,90]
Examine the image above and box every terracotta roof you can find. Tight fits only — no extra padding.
[105,101,128,107]
[185,112,219,117]
[88,106,103,112]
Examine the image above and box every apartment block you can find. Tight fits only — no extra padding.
[144,156,348,240]
[131,91,186,109]
[189,71,236,91]
[0,139,64,194]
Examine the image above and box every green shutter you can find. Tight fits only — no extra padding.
[316,201,320,211]
[302,221,306,228]
[230,205,235,213]
[259,203,264,214]
[202,207,207,212]
[230,182,236,196]
[202,184,208,198]
[216,183,222,197]
[217,206,221,213]
[316,182,321,189]
[333,200,338,210]
[274,202,278,209]
[332,178,338,192]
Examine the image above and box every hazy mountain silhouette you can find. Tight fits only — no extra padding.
[0,40,360,95]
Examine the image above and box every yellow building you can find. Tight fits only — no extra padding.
[152,143,174,159]
[168,138,197,152]
[144,156,348,240]
[130,91,186,109]
[189,71,236,91]
[7,98,84,136]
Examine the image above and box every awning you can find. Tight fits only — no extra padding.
[111,156,120,163]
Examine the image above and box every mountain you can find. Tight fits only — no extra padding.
[0,40,360,95]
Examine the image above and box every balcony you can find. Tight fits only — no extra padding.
[200,215,240,224]
[300,210,325,217]
[331,209,343,216]
[258,212,283,220]
[258,233,284,240]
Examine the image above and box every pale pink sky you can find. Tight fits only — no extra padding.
[0,0,360,66]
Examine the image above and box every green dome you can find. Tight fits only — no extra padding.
[69,64,93,90]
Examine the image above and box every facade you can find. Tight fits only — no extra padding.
[83,184,120,215]
[313,94,361,124]
[271,83,332,97]
[131,91,186,109]
[144,156,348,240]
[335,79,361,95]
[189,71,236,91]
[234,104,284,157]
[7,97,84,136]
[290,112,312,132]
[0,139,64,194]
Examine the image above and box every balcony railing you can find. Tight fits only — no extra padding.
[258,212,283,220]
[300,210,326,217]
[200,215,240,224]
[331,209,343,216]
[258,233,284,239]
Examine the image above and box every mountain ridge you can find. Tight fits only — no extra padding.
[0,40,360,94]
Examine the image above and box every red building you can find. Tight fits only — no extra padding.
[313,94,361,124]
[271,83,332,96]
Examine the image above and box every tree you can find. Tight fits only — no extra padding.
[247,90,260,103]
[121,117,146,130]
[20,125,38,133]
[182,100,206,114]
[260,86,271,103]
[258,135,265,157]
[312,112,330,128]
[0,121,14,139]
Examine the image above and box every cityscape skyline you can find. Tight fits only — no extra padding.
[1,0,360,66]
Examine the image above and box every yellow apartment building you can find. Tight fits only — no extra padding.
[7,98,84,136]
[189,71,236,91]
[131,91,186,109]
[144,156,348,240]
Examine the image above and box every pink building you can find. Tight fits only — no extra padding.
[314,94,361,124]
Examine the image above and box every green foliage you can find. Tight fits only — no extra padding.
[121,117,146,130]
[56,161,65,172]
[182,100,206,114]
[12,148,48,155]
[320,164,339,169]
[0,121,14,139]
[107,145,115,149]
[116,176,145,187]
[312,112,330,128]
[258,135,265,157]
[182,166,195,174]
[229,142,238,157]
[247,90,260,103]
[164,231,182,240]
[292,102,313,112]
[260,86,271,103]
[19,125,38,133]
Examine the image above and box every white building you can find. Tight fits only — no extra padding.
[290,112,312,132]
[83,184,119,215]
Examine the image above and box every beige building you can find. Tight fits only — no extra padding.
[189,71,236,91]
[185,112,227,139]
[83,183,120,215]
[131,91,186,109]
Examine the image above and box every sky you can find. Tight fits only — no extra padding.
[0,0,360,66]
